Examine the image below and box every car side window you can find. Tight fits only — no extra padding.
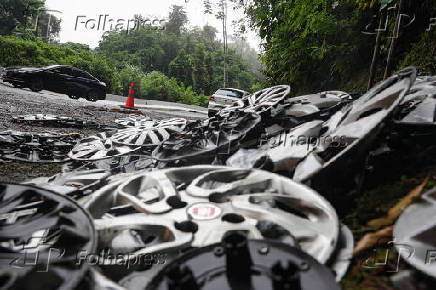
[53,67,73,76]
[72,69,85,78]
[84,72,96,80]
[73,69,95,80]
[234,91,244,98]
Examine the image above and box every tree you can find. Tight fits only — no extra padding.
[233,0,374,94]
[37,10,61,42]
[203,0,229,87]
[192,43,208,93]
[229,36,263,79]
[169,48,193,87]
[0,0,61,42]
[0,0,44,35]
[166,5,188,36]
[202,25,218,44]
[216,0,229,87]
[204,0,213,15]
[97,10,261,96]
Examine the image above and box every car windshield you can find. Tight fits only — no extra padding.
[215,89,244,98]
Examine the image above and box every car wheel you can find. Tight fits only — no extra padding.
[29,78,43,92]
[86,90,99,102]
[68,95,80,100]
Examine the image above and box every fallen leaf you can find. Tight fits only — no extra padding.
[367,176,429,230]
[353,226,393,257]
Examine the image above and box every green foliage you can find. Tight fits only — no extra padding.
[33,10,62,43]
[140,71,171,100]
[97,8,260,96]
[138,71,209,107]
[399,29,436,75]
[229,36,263,80]
[238,0,375,94]
[119,65,146,96]
[237,0,436,94]
[0,0,61,42]
[0,0,44,35]
[169,48,193,87]
[250,80,265,93]
[166,5,188,36]
[191,43,208,93]
[204,0,213,15]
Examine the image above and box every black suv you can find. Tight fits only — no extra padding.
[2,65,106,101]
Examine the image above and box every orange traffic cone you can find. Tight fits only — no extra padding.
[124,83,136,109]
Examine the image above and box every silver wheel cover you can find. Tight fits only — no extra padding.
[83,166,339,264]
[394,187,436,278]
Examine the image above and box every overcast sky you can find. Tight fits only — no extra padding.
[44,0,260,50]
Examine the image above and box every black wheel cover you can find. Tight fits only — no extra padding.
[0,183,97,290]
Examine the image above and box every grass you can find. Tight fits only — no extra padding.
[0,161,63,183]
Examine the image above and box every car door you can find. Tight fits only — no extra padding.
[47,67,75,94]
[44,67,66,92]
[71,68,94,97]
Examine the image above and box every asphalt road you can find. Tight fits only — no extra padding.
[106,94,208,113]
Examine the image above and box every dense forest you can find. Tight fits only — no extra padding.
[235,0,436,95]
[1,0,435,103]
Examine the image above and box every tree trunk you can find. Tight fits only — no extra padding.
[367,11,386,90]
[222,0,228,87]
